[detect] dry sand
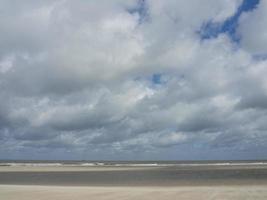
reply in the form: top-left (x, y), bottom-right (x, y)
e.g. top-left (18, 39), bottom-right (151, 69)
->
top-left (1, 185), bottom-right (267, 200)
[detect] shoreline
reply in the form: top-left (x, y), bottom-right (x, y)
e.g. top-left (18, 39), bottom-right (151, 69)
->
top-left (1, 165), bottom-right (267, 199)
top-left (1, 165), bottom-right (267, 187)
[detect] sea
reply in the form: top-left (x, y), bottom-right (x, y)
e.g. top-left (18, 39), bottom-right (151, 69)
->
top-left (1, 159), bottom-right (267, 167)
top-left (1, 160), bottom-right (267, 186)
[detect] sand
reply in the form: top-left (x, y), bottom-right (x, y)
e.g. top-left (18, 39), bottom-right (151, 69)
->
top-left (1, 165), bottom-right (267, 186)
top-left (1, 165), bottom-right (267, 199)
top-left (1, 185), bottom-right (267, 200)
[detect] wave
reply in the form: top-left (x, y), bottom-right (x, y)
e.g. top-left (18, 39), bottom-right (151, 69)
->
top-left (1, 161), bottom-right (267, 167)
top-left (114, 163), bottom-right (159, 167)
top-left (1, 163), bottom-right (64, 167)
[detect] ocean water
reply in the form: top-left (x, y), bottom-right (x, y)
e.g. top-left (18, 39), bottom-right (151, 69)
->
top-left (1, 160), bottom-right (267, 186)
top-left (1, 159), bottom-right (267, 167)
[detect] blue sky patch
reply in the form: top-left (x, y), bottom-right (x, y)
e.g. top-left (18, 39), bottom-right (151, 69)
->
top-left (199, 0), bottom-right (260, 42)
top-left (127, 0), bottom-right (148, 24)
top-left (152, 73), bottom-right (162, 85)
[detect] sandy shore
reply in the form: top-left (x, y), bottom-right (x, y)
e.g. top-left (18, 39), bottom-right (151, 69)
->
top-left (1, 185), bottom-right (267, 200)
top-left (1, 165), bottom-right (267, 186)
top-left (1, 165), bottom-right (267, 199)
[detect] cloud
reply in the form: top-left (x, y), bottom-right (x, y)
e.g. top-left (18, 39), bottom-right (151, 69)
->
top-left (0, 0), bottom-right (267, 160)
top-left (238, 0), bottom-right (267, 55)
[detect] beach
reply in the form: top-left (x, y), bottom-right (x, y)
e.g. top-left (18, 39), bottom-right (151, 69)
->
top-left (1, 163), bottom-right (267, 199)
top-left (1, 185), bottom-right (267, 200)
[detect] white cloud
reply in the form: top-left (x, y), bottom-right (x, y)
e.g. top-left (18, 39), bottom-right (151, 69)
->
top-left (1, 0), bottom-right (267, 160)
top-left (238, 0), bottom-right (267, 55)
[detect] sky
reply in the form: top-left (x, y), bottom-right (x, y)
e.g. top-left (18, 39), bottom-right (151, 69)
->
top-left (0, 0), bottom-right (267, 160)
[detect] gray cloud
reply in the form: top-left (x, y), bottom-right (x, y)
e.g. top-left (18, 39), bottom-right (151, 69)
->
top-left (238, 0), bottom-right (267, 55)
top-left (0, 0), bottom-right (267, 160)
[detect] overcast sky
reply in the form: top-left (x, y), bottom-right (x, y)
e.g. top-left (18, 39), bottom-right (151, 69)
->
top-left (0, 0), bottom-right (267, 160)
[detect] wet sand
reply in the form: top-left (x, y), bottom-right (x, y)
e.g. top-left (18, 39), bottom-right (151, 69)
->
top-left (1, 165), bottom-right (267, 199)
top-left (1, 165), bottom-right (267, 186)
